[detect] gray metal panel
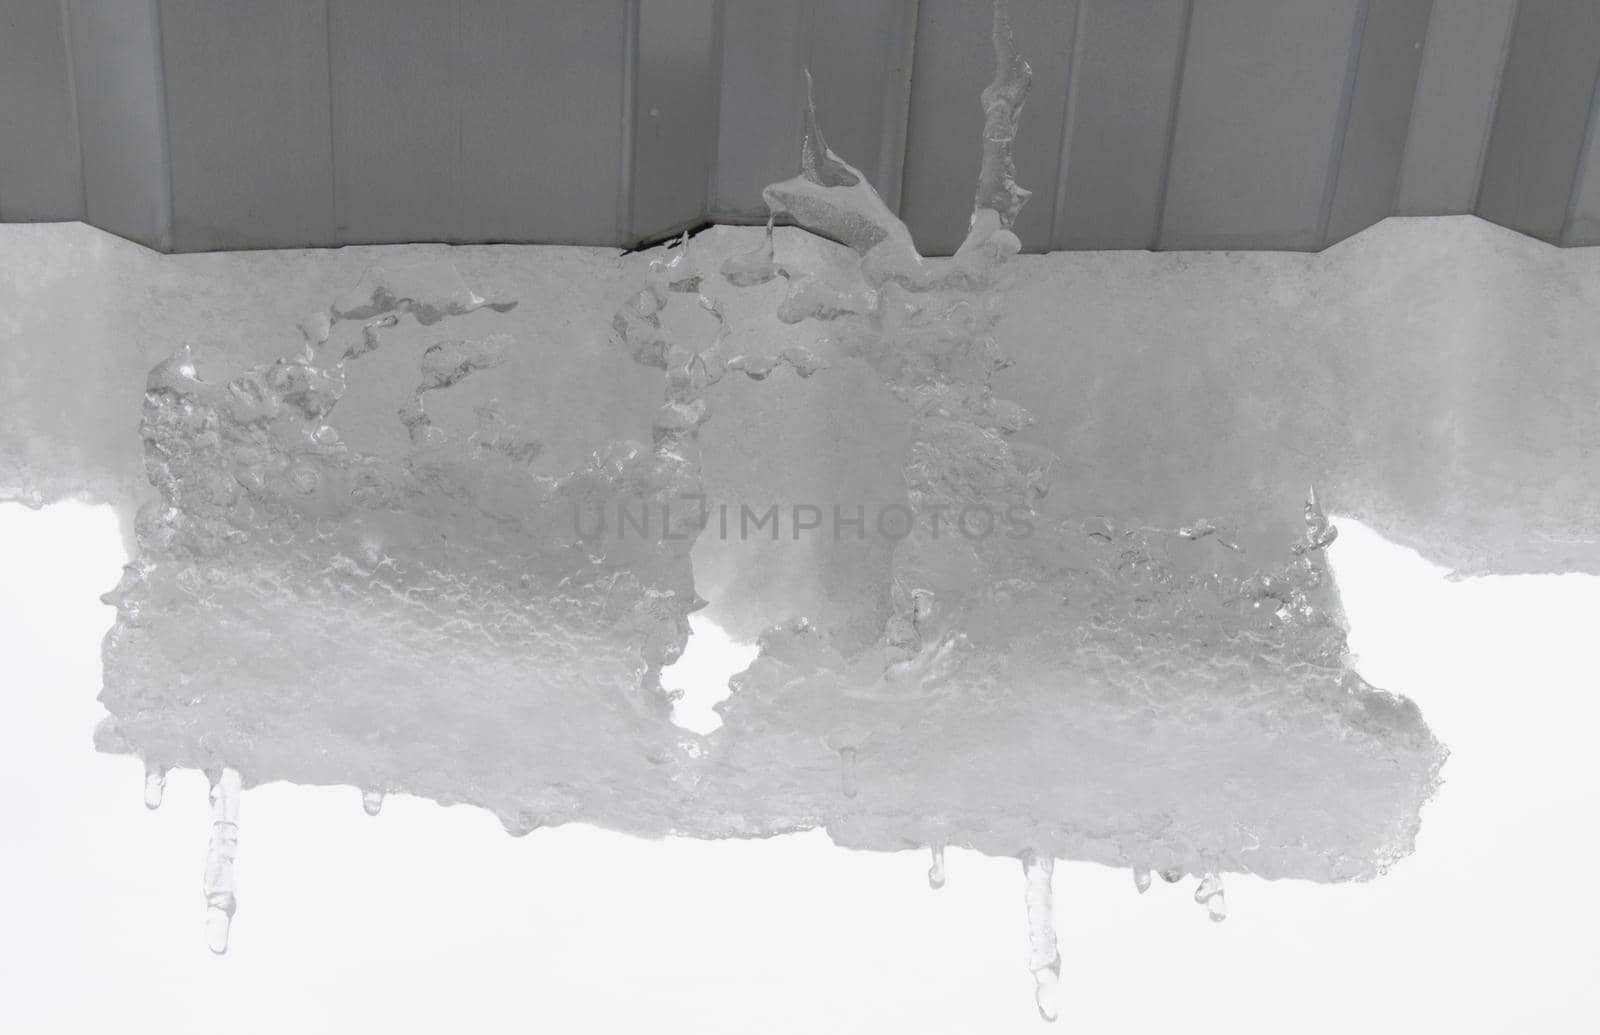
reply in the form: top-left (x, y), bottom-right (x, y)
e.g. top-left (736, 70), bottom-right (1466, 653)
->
top-left (808, 0), bottom-right (919, 212)
top-left (708, 0), bottom-right (916, 224)
top-left (1394, 0), bottom-right (1517, 215)
top-left (1323, 0), bottom-right (1433, 246)
top-left (453, 0), bottom-right (627, 244)
top-left (0, 0), bottom-right (83, 221)
top-left (1052, 0), bottom-right (1188, 250)
top-left (1477, 0), bottom-right (1600, 242)
top-left (328, 0), bottom-right (457, 245)
top-left (158, 0), bottom-right (335, 250)
top-left (66, 0), bottom-right (170, 249)
top-left (707, 0), bottom-right (809, 221)
top-left (1159, 0), bottom-right (1362, 251)
top-left (631, 0), bottom-right (718, 242)
top-left (17, 0), bottom-right (1600, 252)
top-left (1565, 68), bottom-right (1600, 243)
top-left (901, 0), bottom-right (1077, 254)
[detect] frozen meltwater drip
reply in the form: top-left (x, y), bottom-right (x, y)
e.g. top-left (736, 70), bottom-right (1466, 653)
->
top-left (143, 762), bottom-right (166, 810)
top-left (721, 215), bottom-right (779, 287)
top-left (203, 768), bottom-right (241, 954)
top-left (1194, 873), bottom-right (1227, 923)
top-left (973, 0), bottom-right (1033, 231)
top-left (929, 844), bottom-right (947, 890)
top-left (1294, 485), bottom-right (1338, 555)
top-left (361, 789), bottom-right (384, 817)
top-left (1133, 868), bottom-right (1152, 894)
top-left (1159, 868), bottom-right (1183, 884)
top-left (1023, 853), bottom-right (1061, 1023)
top-left (839, 746), bottom-right (859, 799)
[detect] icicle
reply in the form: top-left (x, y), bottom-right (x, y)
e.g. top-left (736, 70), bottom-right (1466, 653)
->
top-left (928, 844), bottom-right (947, 890)
top-left (1293, 484), bottom-right (1338, 554)
top-left (972, 0), bottom-right (1033, 230)
top-left (143, 762), bottom-right (166, 810)
top-left (1022, 853), bottom-right (1061, 1023)
top-left (361, 789), bottom-right (384, 817)
top-left (203, 768), bottom-right (241, 954)
top-left (1194, 872), bottom-right (1227, 923)
top-left (1159, 868), bottom-right (1183, 883)
top-left (1133, 868), bottom-right (1152, 894)
top-left (839, 746), bottom-right (858, 799)
top-left (722, 215), bottom-right (779, 287)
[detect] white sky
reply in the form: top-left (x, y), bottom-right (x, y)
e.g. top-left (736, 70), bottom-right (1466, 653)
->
top-left (1, 500), bottom-right (1596, 1033)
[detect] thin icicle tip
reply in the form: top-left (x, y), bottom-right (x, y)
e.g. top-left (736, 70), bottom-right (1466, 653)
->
top-left (972, 0), bottom-right (1033, 231)
top-left (203, 768), bottom-right (242, 955)
top-left (799, 70), bottom-right (861, 189)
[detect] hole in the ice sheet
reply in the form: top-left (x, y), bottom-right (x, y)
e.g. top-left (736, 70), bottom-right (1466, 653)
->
top-left (661, 614), bottom-right (760, 735)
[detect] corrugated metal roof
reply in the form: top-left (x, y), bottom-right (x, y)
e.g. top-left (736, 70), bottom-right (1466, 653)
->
top-left (3, 1), bottom-right (1598, 253)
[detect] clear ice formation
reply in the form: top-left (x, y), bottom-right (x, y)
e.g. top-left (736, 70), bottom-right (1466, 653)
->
top-left (1023, 854), bottom-right (1061, 1022)
top-left (204, 767), bottom-right (241, 954)
top-left (928, 844), bottom-right (947, 890)
top-left (21, 0), bottom-right (1584, 1018)
top-left (1194, 872), bottom-right (1227, 923)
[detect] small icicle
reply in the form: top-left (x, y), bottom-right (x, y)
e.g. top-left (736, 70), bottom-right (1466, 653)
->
top-left (1293, 484), bottom-right (1338, 554)
top-left (361, 789), bottom-right (384, 817)
top-left (1159, 868), bottom-right (1183, 883)
top-left (839, 746), bottom-right (858, 799)
top-left (928, 844), bottom-right (947, 890)
top-left (1133, 868), bottom-right (1152, 894)
top-left (143, 762), bottom-right (167, 810)
top-left (1194, 872), bottom-right (1227, 923)
top-left (721, 215), bottom-right (779, 287)
top-left (1022, 853), bottom-right (1061, 1023)
top-left (203, 768), bottom-right (242, 955)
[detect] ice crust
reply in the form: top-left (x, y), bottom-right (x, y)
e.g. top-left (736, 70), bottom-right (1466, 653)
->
top-left (15, 9), bottom-right (1598, 890)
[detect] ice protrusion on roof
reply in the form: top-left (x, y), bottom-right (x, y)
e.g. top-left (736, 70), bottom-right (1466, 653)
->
top-left (1023, 853), bottom-right (1061, 1023)
top-left (203, 768), bottom-right (241, 955)
top-left (80, 0), bottom-right (1449, 1020)
top-left (1194, 872), bottom-right (1228, 924)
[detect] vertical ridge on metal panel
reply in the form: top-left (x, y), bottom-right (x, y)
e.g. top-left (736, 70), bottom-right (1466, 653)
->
top-left (158, 0), bottom-right (336, 250)
top-left (0, 0), bottom-right (84, 221)
top-left (66, 0), bottom-right (171, 250)
top-left (1158, 0), bottom-right (1363, 251)
top-left (808, 0), bottom-right (919, 212)
top-left (1476, 0), bottom-right (1600, 242)
top-left (708, 0), bottom-right (809, 221)
top-left (1053, 0), bottom-right (1189, 251)
top-left (1558, 50), bottom-right (1600, 244)
top-left (455, 1), bottom-right (627, 245)
top-left (1394, 0), bottom-right (1517, 217)
top-left (1150, 0), bottom-right (1195, 251)
top-left (875, 0), bottom-right (919, 215)
top-left (1322, 0), bottom-right (1432, 247)
top-left (630, 0), bottom-right (718, 245)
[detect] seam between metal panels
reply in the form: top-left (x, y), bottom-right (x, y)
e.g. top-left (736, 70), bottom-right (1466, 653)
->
top-left (702, 0), bottom-right (728, 221)
top-left (875, 0), bottom-right (920, 215)
top-left (151, 0), bottom-right (175, 250)
top-left (1391, 0), bottom-right (1437, 215)
top-left (1150, 0), bottom-right (1195, 250)
top-left (1317, 0), bottom-right (1371, 248)
top-left (1471, 0), bottom-right (1520, 214)
top-left (1048, 0), bottom-right (1087, 249)
top-left (323, 0), bottom-right (340, 242)
top-left (451, 0), bottom-right (462, 241)
top-left (1559, 54), bottom-right (1600, 244)
top-left (618, 0), bottom-right (641, 245)
top-left (60, 0), bottom-right (86, 222)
